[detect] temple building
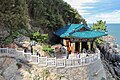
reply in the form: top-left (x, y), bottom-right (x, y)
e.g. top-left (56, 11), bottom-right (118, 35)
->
top-left (54, 24), bottom-right (107, 53)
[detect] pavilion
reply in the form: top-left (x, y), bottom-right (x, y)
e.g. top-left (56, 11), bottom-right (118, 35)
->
top-left (54, 24), bottom-right (107, 53)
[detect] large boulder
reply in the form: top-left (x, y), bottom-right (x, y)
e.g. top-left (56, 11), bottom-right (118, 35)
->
top-left (3, 63), bottom-right (18, 80)
top-left (0, 57), bottom-right (19, 80)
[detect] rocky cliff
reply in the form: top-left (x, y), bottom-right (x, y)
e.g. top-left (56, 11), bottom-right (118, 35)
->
top-left (98, 43), bottom-right (120, 80)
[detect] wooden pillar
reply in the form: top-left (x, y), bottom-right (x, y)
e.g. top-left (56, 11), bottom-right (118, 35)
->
top-left (90, 42), bottom-right (91, 50)
top-left (80, 42), bottom-right (82, 53)
top-left (93, 42), bottom-right (96, 50)
top-left (91, 41), bottom-right (93, 51)
top-left (88, 42), bottom-right (91, 50)
top-left (71, 43), bottom-right (75, 53)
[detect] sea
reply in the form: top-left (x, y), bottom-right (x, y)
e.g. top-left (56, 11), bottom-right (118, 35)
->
top-left (107, 24), bottom-right (120, 45)
top-left (88, 24), bottom-right (120, 45)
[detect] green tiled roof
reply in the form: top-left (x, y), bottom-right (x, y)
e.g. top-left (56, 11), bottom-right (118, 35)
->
top-left (70, 30), bottom-right (106, 38)
top-left (54, 24), bottom-right (107, 38)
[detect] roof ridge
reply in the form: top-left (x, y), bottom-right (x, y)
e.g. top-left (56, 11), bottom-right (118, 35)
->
top-left (69, 24), bottom-right (82, 35)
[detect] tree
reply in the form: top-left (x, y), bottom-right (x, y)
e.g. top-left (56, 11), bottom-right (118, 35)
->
top-left (91, 20), bottom-right (107, 31)
top-left (91, 20), bottom-right (107, 44)
top-left (0, 0), bottom-right (30, 44)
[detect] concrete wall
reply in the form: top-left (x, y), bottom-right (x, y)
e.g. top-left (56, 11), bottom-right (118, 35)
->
top-left (46, 59), bottom-right (106, 80)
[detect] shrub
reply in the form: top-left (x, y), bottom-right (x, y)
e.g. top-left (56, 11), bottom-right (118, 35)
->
top-left (43, 45), bottom-right (54, 53)
top-left (30, 31), bottom-right (48, 43)
top-left (3, 36), bottom-right (13, 44)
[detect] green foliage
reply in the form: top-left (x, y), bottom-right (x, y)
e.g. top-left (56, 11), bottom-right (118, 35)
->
top-left (91, 20), bottom-right (107, 44)
top-left (41, 34), bottom-right (49, 42)
top-left (30, 31), bottom-right (48, 43)
top-left (32, 31), bottom-right (40, 39)
top-left (12, 31), bottom-right (23, 38)
top-left (3, 30), bottom-right (24, 44)
top-left (0, 0), bottom-right (30, 44)
top-left (91, 20), bottom-right (107, 31)
top-left (28, 0), bottom-right (85, 31)
top-left (43, 45), bottom-right (54, 53)
top-left (95, 38), bottom-right (104, 44)
top-left (3, 36), bottom-right (13, 44)
top-left (0, 0), bottom-right (29, 30)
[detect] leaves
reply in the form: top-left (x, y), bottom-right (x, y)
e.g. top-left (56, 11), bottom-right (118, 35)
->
top-left (91, 20), bottom-right (107, 31)
top-left (32, 31), bottom-right (40, 39)
top-left (28, 0), bottom-right (85, 30)
top-left (43, 45), bottom-right (54, 53)
top-left (30, 31), bottom-right (48, 43)
top-left (0, 0), bottom-right (29, 29)
top-left (91, 20), bottom-right (107, 44)
top-left (3, 36), bottom-right (13, 44)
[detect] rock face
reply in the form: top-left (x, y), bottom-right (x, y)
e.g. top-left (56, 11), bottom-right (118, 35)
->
top-left (3, 63), bottom-right (18, 80)
top-left (0, 57), bottom-right (22, 80)
top-left (98, 43), bottom-right (120, 80)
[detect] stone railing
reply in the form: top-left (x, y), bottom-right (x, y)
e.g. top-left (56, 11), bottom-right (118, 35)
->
top-left (0, 48), bottom-right (100, 68)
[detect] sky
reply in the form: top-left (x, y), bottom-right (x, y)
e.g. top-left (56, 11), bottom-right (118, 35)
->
top-left (64, 0), bottom-right (120, 24)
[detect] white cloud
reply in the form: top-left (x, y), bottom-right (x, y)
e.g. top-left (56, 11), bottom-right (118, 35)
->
top-left (64, 0), bottom-right (120, 23)
top-left (77, 10), bottom-right (91, 15)
top-left (80, 6), bottom-right (94, 9)
top-left (64, 0), bottom-right (99, 15)
top-left (87, 10), bottom-right (120, 23)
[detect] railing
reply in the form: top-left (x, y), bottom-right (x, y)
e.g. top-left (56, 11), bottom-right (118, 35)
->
top-left (0, 48), bottom-right (100, 68)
